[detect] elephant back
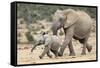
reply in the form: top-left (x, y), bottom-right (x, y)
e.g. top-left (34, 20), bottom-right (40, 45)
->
top-left (63, 9), bottom-right (79, 28)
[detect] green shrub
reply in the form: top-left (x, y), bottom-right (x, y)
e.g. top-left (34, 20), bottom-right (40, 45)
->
top-left (17, 3), bottom-right (97, 23)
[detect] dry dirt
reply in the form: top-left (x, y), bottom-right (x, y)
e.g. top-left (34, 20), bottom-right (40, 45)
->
top-left (17, 33), bottom-right (97, 65)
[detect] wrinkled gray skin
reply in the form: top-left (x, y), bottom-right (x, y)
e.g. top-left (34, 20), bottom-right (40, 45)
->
top-left (31, 32), bottom-right (61, 59)
top-left (51, 9), bottom-right (93, 56)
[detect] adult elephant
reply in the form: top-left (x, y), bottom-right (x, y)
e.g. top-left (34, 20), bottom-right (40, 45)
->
top-left (51, 9), bottom-right (93, 56)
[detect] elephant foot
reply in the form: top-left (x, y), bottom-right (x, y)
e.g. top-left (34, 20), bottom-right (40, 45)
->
top-left (48, 55), bottom-right (52, 58)
top-left (69, 53), bottom-right (76, 56)
top-left (39, 56), bottom-right (43, 59)
top-left (87, 46), bottom-right (92, 52)
top-left (81, 52), bottom-right (86, 55)
top-left (31, 49), bottom-right (33, 53)
top-left (55, 56), bottom-right (59, 59)
top-left (58, 53), bottom-right (63, 57)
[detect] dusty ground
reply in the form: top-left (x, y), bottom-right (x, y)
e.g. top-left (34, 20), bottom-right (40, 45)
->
top-left (17, 33), bottom-right (96, 65)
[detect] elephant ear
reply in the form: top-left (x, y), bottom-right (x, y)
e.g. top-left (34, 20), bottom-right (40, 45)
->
top-left (63, 9), bottom-right (79, 28)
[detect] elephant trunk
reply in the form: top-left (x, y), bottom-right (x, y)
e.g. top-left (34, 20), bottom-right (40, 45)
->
top-left (51, 24), bottom-right (58, 35)
top-left (51, 22), bottom-right (63, 35)
top-left (52, 28), bottom-right (57, 35)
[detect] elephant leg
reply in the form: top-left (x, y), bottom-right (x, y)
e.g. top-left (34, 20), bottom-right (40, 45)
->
top-left (86, 43), bottom-right (92, 52)
top-left (58, 45), bottom-right (66, 56)
top-left (79, 38), bottom-right (87, 55)
top-left (31, 45), bottom-right (37, 52)
top-left (68, 40), bottom-right (75, 56)
top-left (51, 49), bottom-right (58, 58)
top-left (39, 46), bottom-right (49, 59)
top-left (47, 50), bottom-right (52, 58)
top-left (79, 35), bottom-right (92, 55)
top-left (58, 25), bottom-right (74, 56)
top-left (31, 42), bottom-right (39, 52)
top-left (81, 43), bottom-right (92, 55)
top-left (81, 44), bottom-right (86, 55)
top-left (84, 33), bottom-right (92, 52)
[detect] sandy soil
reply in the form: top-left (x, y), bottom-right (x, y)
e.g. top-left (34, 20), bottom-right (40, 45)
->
top-left (17, 33), bottom-right (97, 65)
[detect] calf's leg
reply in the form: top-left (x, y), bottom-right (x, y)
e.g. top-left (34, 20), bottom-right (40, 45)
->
top-left (51, 49), bottom-right (58, 58)
top-left (47, 50), bottom-right (52, 58)
top-left (39, 46), bottom-right (50, 59)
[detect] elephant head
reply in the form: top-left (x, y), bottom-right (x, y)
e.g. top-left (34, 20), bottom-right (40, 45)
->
top-left (51, 9), bottom-right (79, 35)
top-left (31, 32), bottom-right (45, 52)
top-left (31, 31), bottom-right (49, 52)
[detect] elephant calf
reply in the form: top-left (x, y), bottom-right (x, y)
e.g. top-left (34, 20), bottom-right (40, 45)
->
top-left (31, 32), bottom-right (62, 59)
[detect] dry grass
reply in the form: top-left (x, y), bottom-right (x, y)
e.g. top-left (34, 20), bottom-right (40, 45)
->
top-left (17, 33), bottom-right (96, 65)
top-left (17, 19), bottom-right (96, 65)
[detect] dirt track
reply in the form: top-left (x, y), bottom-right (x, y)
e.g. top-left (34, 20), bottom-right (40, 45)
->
top-left (17, 33), bottom-right (96, 65)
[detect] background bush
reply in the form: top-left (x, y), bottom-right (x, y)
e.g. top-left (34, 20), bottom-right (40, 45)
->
top-left (17, 3), bottom-right (97, 23)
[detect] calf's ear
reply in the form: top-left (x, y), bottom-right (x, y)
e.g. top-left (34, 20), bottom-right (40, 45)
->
top-left (40, 31), bottom-right (46, 35)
